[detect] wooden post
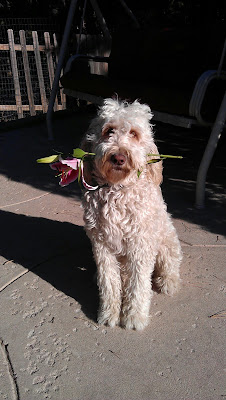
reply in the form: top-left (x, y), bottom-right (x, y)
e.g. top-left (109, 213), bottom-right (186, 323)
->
top-left (32, 31), bottom-right (48, 113)
top-left (53, 33), bottom-right (66, 110)
top-left (7, 29), bottom-right (23, 119)
top-left (19, 30), bottom-right (36, 116)
top-left (44, 32), bottom-right (59, 111)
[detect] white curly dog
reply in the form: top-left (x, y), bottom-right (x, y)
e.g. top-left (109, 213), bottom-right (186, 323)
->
top-left (81, 98), bottom-right (182, 330)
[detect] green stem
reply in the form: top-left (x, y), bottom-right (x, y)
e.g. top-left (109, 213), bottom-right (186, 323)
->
top-left (147, 153), bottom-right (183, 159)
top-left (78, 160), bottom-right (82, 183)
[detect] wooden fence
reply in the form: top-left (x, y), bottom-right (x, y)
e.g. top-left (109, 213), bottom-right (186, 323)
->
top-left (0, 29), bottom-right (66, 119)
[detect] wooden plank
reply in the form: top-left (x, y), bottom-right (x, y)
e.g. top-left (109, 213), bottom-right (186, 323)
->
top-left (0, 105), bottom-right (39, 111)
top-left (32, 31), bottom-right (48, 113)
top-left (19, 30), bottom-right (36, 116)
top-left (44, 32), bottom-right (58, 111)
top-left (0, 105), bottom-right (19, 111)
top-left (0, 43), bottom-right (54, 52)
top-left (0, 104), bottom-right (64, 111)
top-left (7, 29), bottom-right (23, 119)
top-left (53, 33), bottom-right (66, 110)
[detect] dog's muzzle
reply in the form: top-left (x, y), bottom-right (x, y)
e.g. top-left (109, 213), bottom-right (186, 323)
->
top-left (110, 153), bottom-right (126, 166)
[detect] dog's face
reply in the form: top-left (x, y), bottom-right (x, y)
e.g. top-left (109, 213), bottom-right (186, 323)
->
top-left (82, 99), bottom-right (162, 186)
top-left (95, 119), bottom-right (147, 184)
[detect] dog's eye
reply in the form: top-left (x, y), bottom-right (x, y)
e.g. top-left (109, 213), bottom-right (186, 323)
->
top-left (103, 127), bottom-right (114, 136)
top-left (129, 130), bottom-right (138, 139)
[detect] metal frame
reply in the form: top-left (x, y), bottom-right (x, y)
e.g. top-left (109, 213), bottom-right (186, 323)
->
top-left (195, 90), bottom-right (226, 208)
top-left (189, 69), bottom-right (226, 126)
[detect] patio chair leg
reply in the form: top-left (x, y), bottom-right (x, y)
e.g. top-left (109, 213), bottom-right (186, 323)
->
top-left (46, 0), bottom-right (78, 141)
top-left (195, 90), bottom-right (226, 209)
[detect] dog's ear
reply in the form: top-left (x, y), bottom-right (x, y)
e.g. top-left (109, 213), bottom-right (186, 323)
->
top-left (80, 116), bottom-right (101, 152)
top-left (147, 160), bottom-right (163, 186)
top-left (80, 133), bottom-right (93, 154)
top-left (82, 158), bottom-right (95, 187)
top-left (146, 143), bottom-right (163, 186)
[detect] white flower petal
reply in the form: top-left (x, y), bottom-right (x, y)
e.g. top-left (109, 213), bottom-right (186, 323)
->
top-left (59, 156), bottom-right (81, 170)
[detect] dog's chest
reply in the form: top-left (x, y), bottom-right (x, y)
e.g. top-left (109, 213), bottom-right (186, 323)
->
top-left (83, 186), bottom-right (158, 249)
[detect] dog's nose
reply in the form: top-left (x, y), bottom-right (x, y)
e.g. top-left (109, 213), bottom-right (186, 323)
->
top-left (111, 153), bottom-right (126, 166)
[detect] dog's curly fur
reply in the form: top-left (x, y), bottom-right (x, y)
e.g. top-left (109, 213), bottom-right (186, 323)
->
top-left (81, 98), bottom-right (182, 330)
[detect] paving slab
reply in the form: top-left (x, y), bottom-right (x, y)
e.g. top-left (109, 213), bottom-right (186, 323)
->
top-left (0, 113), bottom-right (225, 400)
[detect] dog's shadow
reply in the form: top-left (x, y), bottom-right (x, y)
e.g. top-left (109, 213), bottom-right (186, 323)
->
top-left (0, 210), bottom-right (98, 321)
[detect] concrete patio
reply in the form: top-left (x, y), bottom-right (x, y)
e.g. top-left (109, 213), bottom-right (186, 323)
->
top-left (0, 109), bottom-right (225, 400)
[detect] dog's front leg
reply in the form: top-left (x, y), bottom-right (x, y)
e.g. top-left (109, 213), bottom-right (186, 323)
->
top-left (121, 252), bottom-right (155, 330)
top-left (92, 242), bottom-right (122, 327)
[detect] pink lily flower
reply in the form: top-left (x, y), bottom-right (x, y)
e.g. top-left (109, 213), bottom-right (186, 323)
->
top-left (50, 157), bottom-right (98, 190)
top-left (50, 158), bottom-right (79, 187)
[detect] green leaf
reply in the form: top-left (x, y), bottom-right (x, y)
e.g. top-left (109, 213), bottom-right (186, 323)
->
top-left (137, 169), bottom-right (142, 178)
top-left (147, 159), bottom-right (162, 163)
top-left (72, 148), bottom-right (87, 159)
top-left (73, 148), bottom-right (96, 159)
top-left (37, 155), bottom-right (59, 163)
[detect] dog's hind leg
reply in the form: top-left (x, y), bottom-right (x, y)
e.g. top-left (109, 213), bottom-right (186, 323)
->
top-left (92, 242), bottom-right (122, 327)
top-left (153, 228), bottom-right (182, 296)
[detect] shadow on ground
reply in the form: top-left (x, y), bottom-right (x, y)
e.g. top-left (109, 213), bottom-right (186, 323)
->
top-left (0, 111), bottom-right (95, 202)
top-left (0, 209), bottom-right (98, 321)
top-left (156, 122), bottom-right (226, 237)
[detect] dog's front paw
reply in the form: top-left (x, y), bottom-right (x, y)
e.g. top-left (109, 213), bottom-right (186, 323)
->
top-left (154, 273), bottom-right (180, 295)
top-left (97, 310), bottom-right (120, 328)
top-left (121, 313), bottom-right (149, 331)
